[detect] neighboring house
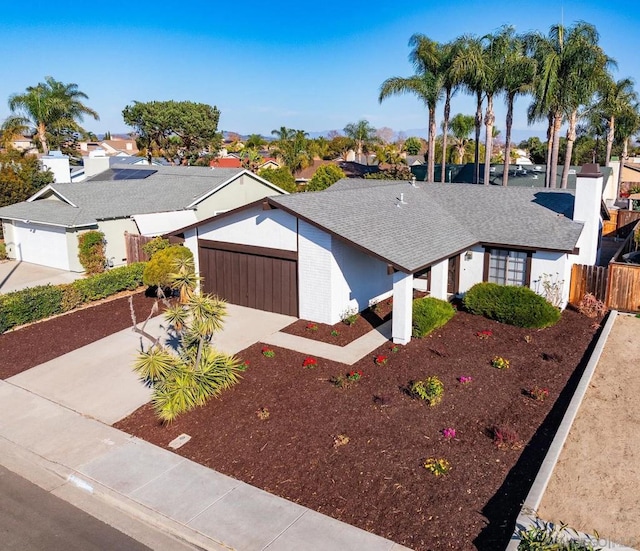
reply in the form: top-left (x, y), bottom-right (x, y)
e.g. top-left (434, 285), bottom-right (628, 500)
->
top-left (0, 166), bottom-right (287, 272)
top-left (210, 157), bottom-right (242, 168)
top-left (78, 138), bottom-right (138, 156)
top-left (170, 165), bottom-right (604, 344)
top-left (11, 135), bottom-right (35, 152)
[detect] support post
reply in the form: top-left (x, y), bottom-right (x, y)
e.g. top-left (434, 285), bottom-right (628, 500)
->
top-left (392, 271), bottom-right (413, 345)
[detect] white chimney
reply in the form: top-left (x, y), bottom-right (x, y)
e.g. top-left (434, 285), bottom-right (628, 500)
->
top-left (573, 164), bottom-right (603, 265)
top-left (84, 149), bottom-right (111, 179)
top-left (40, 151), bottom-right (71, 183)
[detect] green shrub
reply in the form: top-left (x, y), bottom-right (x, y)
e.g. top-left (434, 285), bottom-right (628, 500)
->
top-left (463, 282), bottom-right (561, 328)
top-left (143, 245), bottom-right (193, 288)
top-left (412, 297), bottom-right (456, 337)
top-left (78, 230), bottom-right (106, 274)
top-left (73, 263), bottom-right (145, 301)
top-left (0, 242), bottom-right (7, 260)
top-left (0, 285), bottom-right (64, 333)
top-left (142, 237), bottom-right (171, 259)
top-left (410, 376), bottom-right (444, 406)
top-left (306, 165), bottom-right (346, 192)
top-left (257, 166), bottom-right (297, 193)
top-left (60, 284), bottom-right (84, 312)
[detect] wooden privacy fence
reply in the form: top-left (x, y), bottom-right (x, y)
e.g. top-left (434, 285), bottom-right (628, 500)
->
top-left (569, 264), bottom-right (609, 304)
top-left (616, 209), bottom-right (640, 238)
top-left (124, 232), bottom-right (184, 264)
top-left (569, 220), bottom-right (640, 312)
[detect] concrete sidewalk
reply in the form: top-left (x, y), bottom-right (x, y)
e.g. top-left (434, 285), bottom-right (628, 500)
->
top-left (1, 305), bottom-right (407, 551)
top-left (0, 260), bottom-right (83, 294)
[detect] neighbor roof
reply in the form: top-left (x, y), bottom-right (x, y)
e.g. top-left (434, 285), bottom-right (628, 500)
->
top-left (0, 167), bottom-right (263, 228)
top-left (267, 179), bottom-right (583, 273)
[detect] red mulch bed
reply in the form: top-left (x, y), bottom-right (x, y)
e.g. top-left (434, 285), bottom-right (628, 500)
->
top-left (115, 307), bottom-right (602, 551)
top-left (0, 289), bottom-right (162, 379)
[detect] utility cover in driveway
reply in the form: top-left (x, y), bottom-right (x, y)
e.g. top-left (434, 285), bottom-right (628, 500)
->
top-left (199, 240), bottom-right (298, 317)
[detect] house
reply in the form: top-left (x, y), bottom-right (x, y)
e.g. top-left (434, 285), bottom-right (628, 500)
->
top-left (78, 137), bottom-right (138, 156)
top-left (0, 166), bottom-right (287, 272)
top-left (10, 135), bottom-right (36, 152)
top-left (169, 165), bottom-right (604, 344)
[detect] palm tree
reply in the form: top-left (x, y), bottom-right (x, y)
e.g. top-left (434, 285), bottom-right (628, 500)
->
top-left (271, 128), bottom-right (313, 174)
top-left (8, 76), bottom-right (99, 155)
top-left (526, 22), bottom-right (607, 188)
top-left (0, 116), bottom-right (29, 149)
top-left (450, 35), bottom-right (486, 184)
top-left (343, 119), bottom-right (377, 164)
top-left (449, 113), bottom-right (475, 164)
top-left (595, 77), bottom-right (639, 166)
top-left (380, 35), bottom-right (443, 182)
top-left (614, 101), bottom-right (640, 161)
top-left (498, 28), bottom-right (536, 186)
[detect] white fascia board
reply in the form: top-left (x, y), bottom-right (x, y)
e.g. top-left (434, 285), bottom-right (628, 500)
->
top-left (1, 215), bottom-right (92, 229)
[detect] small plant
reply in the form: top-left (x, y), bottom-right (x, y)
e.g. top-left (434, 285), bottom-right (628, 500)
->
top-left (412, 296), bottom-right (456, 337)
top-left (410, 377), bottom-right (444, 406)
top-left (330, 329), bottom-right (339, 337)
top-left (256, 407), bottom-right (270, 420)
top-left (491, 356), bottom-right (510, 369)
top-left (389, 344), bottom-right (400, 353)
top-left (370, 301), bottom-right (381, 314)
top-left (527, 386), bottom-right (549, 402)
top-left (524, 335), bottom-right (533, 344)
top-left (305, 322), bottom-right (318, 331)
top-left (341, 306), bottom-right (360, 326)
top-left (491, 425), bottom-right (522, 450)
top-left (238, 361), bottom-right (250, 372)
top-left (302, 356), bottom-right (318, 368)
top-left (347, 369), bottom-right (363, 382)
top-left (577, 293), bottom-right (607, 319)
top-left (442, 428), bottom-right (457, 440)
top-left (374, 354), bottom-right (388, 366)
top-left (535, 272), bottom-right (565, 308)
top-left (0, 242), bottom-right (7, 261)
top-left (333, 434), bottom-right (350, 448)
top-left (476, 329), bottom-right (493, 339)
top-left (262, 346), bottom-right (275, 358)
top-left (423, 458), bottom-right (451, 476)
top-left (517, 516), bottom-right (601, 550)
top-left (458, 376), bottom-right (473, 384)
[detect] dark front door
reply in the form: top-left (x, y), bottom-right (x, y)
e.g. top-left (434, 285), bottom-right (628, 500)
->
top-left (447, 256), bottom-right (460, 295)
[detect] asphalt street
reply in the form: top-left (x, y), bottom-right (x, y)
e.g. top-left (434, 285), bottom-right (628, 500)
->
top-left (0, 465), bottom-right (152, 551)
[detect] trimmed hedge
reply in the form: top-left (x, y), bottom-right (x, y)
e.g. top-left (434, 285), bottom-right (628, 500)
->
top-left (412, 296), bottom-right (456, 338)
top-left (463, 282), bottom-right (561, 328)
top-left (0, 262), bottom-right (146, 334)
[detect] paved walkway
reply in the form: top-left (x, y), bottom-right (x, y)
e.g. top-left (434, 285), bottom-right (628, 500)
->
top-left (0, 260), bottom-right (83, 294)
top-left (0, 305), bottom-right (407, 551)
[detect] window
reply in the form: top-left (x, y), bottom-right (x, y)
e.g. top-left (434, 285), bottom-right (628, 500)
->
top-left (486, 249), bottom-right (529, 286)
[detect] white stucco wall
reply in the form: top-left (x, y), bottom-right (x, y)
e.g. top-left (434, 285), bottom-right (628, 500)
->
top-left (330, 237), bottom-right (393, 322)
top-left (530, 251), bottom-right (570, 307)
top-left (298, 221), bottom-right (333, 323)
top-left (197, 206), bottom-right (298, 251)
top-left (95, 218), bottom-right (139, 270)
top-left (458, 246), bottom-right (485, 294)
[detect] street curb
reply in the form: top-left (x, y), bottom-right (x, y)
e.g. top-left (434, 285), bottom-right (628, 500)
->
top-left (506, 310), bottom-right (638, 550)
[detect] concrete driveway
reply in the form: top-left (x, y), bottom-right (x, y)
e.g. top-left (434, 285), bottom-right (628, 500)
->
top-left (0, 260), bottom-right (83, 294)
top-left (7, 304), bottom-right (296, 425)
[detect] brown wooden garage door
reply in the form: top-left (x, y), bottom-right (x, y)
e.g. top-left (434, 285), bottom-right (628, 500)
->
top-left (199, 239), bottom-right (298, 316)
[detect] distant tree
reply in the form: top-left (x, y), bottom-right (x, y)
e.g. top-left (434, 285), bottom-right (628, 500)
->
top-left (0, 117), bottom-right (29, 149)
top-left (103, 131), bottom-right (111, 140)
top-left (258, 166), bottom-right (297, 193)
top-left (270, 128), bottom-right (313, 174)
top-left (0, 150), bottom-right (53, 208)
top-left (308, 137), bottom-right (329, 159)
top-left (122, 100), bottom-right (221, 165)
top-left (326, 136), bottom-right (352, 160)
top-left (7, 76), bottom-right (99, 155)
top-left (402, 136), bottom-right (423, 155)
top-left (240, 148), bottom-right (264, 172)
top-left (375, 126), bottom-right (395, 144)
top-left (518, 136), bottom-right (547, 164)
top-left (306, 165), bottom-right (346, 192)
top-left (449, 114), bottom-right (475, 164)
top-left (244, 133), bottom-right (266, 150)
top-left (343, 120), bottom-right (378, 163)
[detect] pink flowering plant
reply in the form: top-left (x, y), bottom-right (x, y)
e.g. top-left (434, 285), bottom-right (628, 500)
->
top-left (442, 428), bottom-right (457, 440)
top-left (458, 376), bottom-right (473, 384)
top-left (527, 386), bottom-right (549, 402)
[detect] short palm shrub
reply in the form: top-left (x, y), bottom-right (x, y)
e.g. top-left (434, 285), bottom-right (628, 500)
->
top-left (463, 282), bottom-right (561, 328)
top-left (143, 245), bottom-right (193, 289)
top-left (412, 297), bottom-right (456, 337)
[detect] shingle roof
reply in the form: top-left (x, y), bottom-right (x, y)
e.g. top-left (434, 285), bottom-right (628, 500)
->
top-left (0, 167), bottom-right (247, 228)
top-left (269, 179), bottom-right (583, 272)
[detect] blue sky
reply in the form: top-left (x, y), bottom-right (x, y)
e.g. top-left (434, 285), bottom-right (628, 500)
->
top-left (1, 1), bottom-right (638, 142)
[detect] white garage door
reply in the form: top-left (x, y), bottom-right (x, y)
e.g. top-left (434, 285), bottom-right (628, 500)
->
top-left (13, 221), bottom-right (70, 271)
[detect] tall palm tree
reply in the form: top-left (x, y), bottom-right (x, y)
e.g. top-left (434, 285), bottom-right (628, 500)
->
top-left (343, 120), bottom-right (377, 164)
top-left (614, 101), bottom-right (640, 161)
top-left (380, 35), bottom-right (444, 182)
top-left (450, 35), bottom-right (486, 184)
top-left (595, 77), bottom-right (639, 166)
top-left (449, 113), bottom-right (475, 164)
top-left (8, 76), bottom-right (99, 155)
top-left (271, 128), bottom-right (312, 174)
top-left (526, 22), bottom-right (606, 188)
top-left (498, 28), bottom-right (536, 186)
